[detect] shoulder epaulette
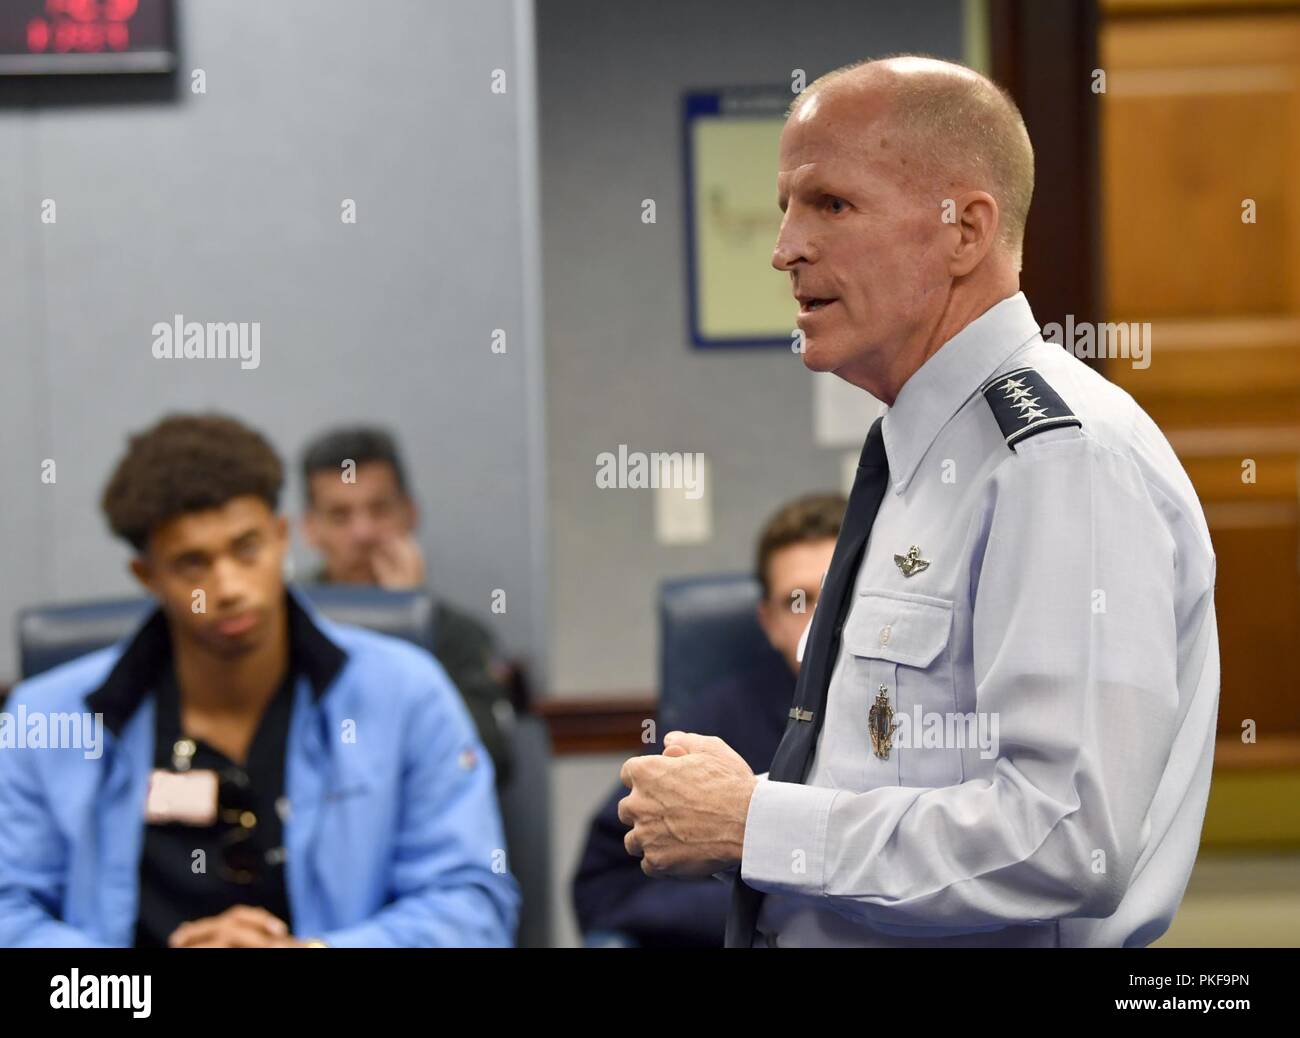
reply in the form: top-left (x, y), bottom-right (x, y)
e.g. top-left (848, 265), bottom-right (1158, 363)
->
top-left (981, 366), bottom-right (1082, 450)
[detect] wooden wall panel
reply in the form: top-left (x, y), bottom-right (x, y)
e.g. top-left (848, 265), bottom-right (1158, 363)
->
top-left (1101, 10), bottom-right (1300, 770)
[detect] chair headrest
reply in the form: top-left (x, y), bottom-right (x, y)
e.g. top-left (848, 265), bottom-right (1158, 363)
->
top-left (657, 573), bottom-right (783, 724)
top-left (16, 585), bottom-right (437, 680)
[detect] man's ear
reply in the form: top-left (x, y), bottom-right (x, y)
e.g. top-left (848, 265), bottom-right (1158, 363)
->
top-left (300, 508), bottom-right (322, 550)
top-left (755, 599), bottom-right (776, 646)
top-left (400, 496), bottom-right (419, 533)
top-left (128, 555), bottom-right (154, 595)
top-left (273, 513), bottom-right (290, 547)
top-left (948, 190), bottom-right (1000, 278)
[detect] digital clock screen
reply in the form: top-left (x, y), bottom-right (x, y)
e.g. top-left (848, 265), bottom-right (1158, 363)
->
top-left (0, 0), bottom-right (175, 75)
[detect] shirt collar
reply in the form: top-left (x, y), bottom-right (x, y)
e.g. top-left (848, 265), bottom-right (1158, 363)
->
top-left (86, 584), bottom-right (347, 736)
top-left (881, 291), bottom-right (1041, 494)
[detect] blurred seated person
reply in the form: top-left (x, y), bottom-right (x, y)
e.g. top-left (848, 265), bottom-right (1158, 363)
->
top-left (299, 426), bottom-right (514, 784)
top-left (0, 414), bottom-right (516, 947)
top-left (571, 492), bottom-right (846, 946)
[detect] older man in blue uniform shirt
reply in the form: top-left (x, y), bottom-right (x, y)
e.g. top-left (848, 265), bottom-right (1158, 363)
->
top-left (618, 56), bottom-right (1219, 948)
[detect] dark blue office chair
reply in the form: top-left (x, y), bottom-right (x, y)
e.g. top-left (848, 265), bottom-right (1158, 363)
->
top-left (657, 573), bottom-right (786, 734)
top-left (14, 584), bottom-right (551, 947)
top-left (582, 574), bottom-right (784, 948)
top-left (17, 585), bottom-right (436, 680)
top-left (498, 712), bottom-right (551, 947)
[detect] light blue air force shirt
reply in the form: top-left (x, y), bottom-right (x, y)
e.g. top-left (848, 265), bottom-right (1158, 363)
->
top-left (742, 291), bottom-right (1220, 948)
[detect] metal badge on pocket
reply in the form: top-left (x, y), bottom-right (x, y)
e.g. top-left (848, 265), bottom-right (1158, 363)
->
top-left (893, 545), bottom-right (930, 578)
top-left (868, 684), bottom-right (899, 760)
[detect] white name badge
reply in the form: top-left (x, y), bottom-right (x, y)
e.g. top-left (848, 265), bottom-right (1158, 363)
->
top-left (145, 769), bottom-right (219, 825)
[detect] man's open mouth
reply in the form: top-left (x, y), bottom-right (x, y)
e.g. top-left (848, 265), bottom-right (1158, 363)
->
top-left (798, 297), bottom-right (838, 314)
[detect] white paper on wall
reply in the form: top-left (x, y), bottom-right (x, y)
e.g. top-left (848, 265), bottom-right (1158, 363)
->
top-left (813, 371), bottom-right (884, 448)
top-left (654, 454), bottom-right (712, 545)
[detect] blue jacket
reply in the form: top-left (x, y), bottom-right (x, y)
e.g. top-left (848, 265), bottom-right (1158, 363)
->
top-left (0, 588), bottom-right (518, 947)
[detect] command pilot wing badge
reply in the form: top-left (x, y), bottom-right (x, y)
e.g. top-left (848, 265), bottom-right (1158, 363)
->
top-left (868, 684), bottom-right (899, 760)
top-left (981, 366), bottom-right (1082, 450)
top-left (894, 545), bottom-right (929, 577)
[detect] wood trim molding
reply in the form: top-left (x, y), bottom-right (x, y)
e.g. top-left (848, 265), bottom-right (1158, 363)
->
top-left (1103, 0), bottom-right (1300, 17)
top-left (1167, 424), bottom-right (1300, 457)
top-left (534, 695), bottom-right (658, 755)
top-left (1215, 733), bottom-right (1300, 769)
top-left (532, 699), bottom-right (1300, 771)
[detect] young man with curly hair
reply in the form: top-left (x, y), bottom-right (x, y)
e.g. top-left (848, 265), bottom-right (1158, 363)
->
top-left (0, 413), bottom-right (518, 948)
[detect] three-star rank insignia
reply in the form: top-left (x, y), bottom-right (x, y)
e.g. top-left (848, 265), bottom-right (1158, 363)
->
top-left (868, 684), bottom-right (899, 760)
top-left (981, 366), bottom-right (1082, 450)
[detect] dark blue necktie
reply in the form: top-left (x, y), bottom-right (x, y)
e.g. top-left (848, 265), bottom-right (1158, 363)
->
top-left (725, 415), bottom-right (890, 947)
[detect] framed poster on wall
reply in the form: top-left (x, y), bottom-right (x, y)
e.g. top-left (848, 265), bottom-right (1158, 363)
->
top-left (683, 88), bottom-right (797, 348)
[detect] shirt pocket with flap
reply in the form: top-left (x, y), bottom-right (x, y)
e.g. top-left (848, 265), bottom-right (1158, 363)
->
top-left (841, 589), bottom-right (963, 788)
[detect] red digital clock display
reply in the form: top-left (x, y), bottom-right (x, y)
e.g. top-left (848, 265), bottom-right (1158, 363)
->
top-left (0, 0), bottom-right (174, 74)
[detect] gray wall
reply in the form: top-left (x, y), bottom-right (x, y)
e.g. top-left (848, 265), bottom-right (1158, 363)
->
top-left (0, 0), bottom-right (547, 683)
top-left (538, 0), bottom-right (965, 696)
top-left (0, 0), bottom-right (970, 947)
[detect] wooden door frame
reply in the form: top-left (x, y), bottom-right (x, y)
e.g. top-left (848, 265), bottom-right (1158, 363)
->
top-left (989, 0), bottom-right (1104, 348)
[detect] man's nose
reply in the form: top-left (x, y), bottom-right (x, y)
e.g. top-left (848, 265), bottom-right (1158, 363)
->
top-left (772, 216), bottom-right (813, 271)
top-left (347, 513), bottom-right (378, 543)
top-left (209, 556), bottom-right (249, 608)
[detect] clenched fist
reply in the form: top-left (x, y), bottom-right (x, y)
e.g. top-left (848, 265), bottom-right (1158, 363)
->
top-left (618, 731), bottom-right (758, 878)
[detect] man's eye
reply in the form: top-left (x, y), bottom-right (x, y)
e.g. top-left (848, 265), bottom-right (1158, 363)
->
top-left (826, 196), bottom-right (847, 214)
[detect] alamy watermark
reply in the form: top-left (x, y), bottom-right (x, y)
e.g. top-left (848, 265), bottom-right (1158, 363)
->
top-left (50, 970), bottom-right (150, 1018)
top-left (596, 446), bottom-right (705, 500)
top-left (0, 707), bottom-right (104, 759)
top-left (1042, 315), bottom-right (1150, 370)
top-left (892, 707), bottom-right (999, 760)
top-left (151, 314), bottom-right (260, 370)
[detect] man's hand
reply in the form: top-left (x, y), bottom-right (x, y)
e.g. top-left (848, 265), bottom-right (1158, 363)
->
top-left (168, 905), bottom-right (301, 948)
top-left (370, 534), bottom-right (426, 589)
top-left (618, 732), bottom-right (758, 878)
